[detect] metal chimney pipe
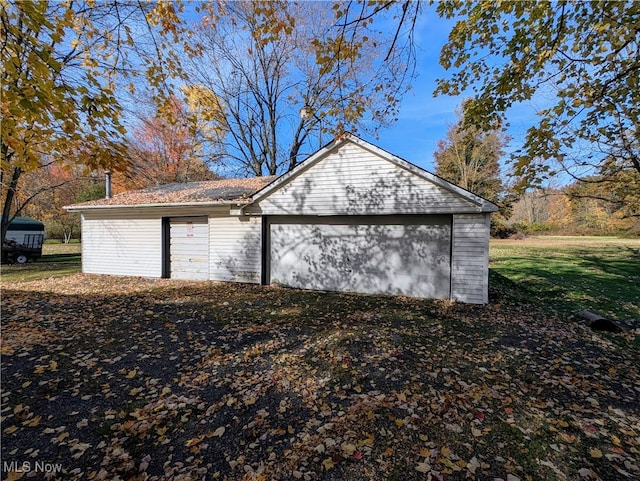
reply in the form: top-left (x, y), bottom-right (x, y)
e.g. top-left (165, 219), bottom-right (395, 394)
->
top-left (105, 170), bottom-right (112, 199)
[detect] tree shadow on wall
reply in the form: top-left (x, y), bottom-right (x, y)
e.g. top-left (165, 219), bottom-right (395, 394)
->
top-left (269, 221), bottom-right (451, 299)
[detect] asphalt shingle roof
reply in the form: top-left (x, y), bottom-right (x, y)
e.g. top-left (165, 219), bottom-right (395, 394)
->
top-left (72, 176), bottom-right (277, 208)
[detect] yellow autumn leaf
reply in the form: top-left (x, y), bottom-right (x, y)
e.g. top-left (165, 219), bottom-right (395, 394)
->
top-left (441, 446), bottom-right (451, 457)
top-left (611, 435), bottom-right (621, 446)
top-left (4, 425), bottom-right (18, 434)
top-left (415, 462), bottom-right (431, 473)
top-left (213, 426), bottom-right (225, 437)
top-left (358, 433), bottom-right (375, 447)
top-left (56, 431), bottom-right (70, 442)
top-left (49, 360), bottom-right (58, 371)
top-left (156, 427), bottom-right (168, 436)
top-left (589, 448), bottom-right (603, 458)
top-left (5, 471), bottom-right (25, 481)
top-left (23, 415), bottom-right (42, 427)
top-left (322, 458), bottom-right (334, 471)
top-left (126, 369), bottom-right (137, 378)
top-left (185, 435), bottom-right (204, 447)
top-left (341, 443), bottom-right (356, 456)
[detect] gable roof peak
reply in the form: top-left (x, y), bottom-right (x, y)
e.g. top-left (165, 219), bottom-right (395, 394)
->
top-left (250, 134), bottom-right (499, 213)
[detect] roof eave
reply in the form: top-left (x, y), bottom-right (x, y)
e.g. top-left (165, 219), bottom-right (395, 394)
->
top-left (64, 199), bottom-right (252, 212)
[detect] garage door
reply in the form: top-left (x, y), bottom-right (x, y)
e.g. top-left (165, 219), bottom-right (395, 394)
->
top-left (268, 215), bottom-right (451, 298)
top-left (170, 217), bottom-right (209, 280)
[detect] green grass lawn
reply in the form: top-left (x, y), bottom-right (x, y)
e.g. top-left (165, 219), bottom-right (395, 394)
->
top-left (1, 242), bottom-right (81, 284)
top-left (490, 236), bottom-right (640, 321)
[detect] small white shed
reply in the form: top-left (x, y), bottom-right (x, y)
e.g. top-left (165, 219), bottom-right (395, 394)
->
top-left (66, 134), bottom-right (498, 303)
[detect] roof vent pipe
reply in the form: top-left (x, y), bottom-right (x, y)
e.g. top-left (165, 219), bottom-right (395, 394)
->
top-left (105, 170), bottom-right (112, 199)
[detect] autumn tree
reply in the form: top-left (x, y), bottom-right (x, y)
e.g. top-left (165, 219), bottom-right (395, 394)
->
top-left (434, 101), bottom-right (507, 203)
top-left (17, 165), bottom-right (103, 242)
top-left (116, 95), bottom-right (223, 192)
top-left (184, 1), bottom-right (416, 176)
top-left (566, 159), bottom-right (640, 227)
top-left (434, 0), bottom-right (640, 197)
top-left (507, 182), bottom-right (639, 235)
top-left (508, 190), bottom-right (563, 231)
top-left (1, 1), bottom-right (183, 247)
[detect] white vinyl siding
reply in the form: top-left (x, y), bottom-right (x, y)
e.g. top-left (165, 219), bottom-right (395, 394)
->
top-left (170, 217), bottom-right (209, 280)
top-left (268, 215), bottom-right (451, 299)
top-left (209, 216), bottom-right (262, 283)
top-left (81, 214), bottom-right (162, 277)
top-left (74, 137), bottom-right (495, 303)
top-left (250, 143), bottom-right (479, 216)
top-left (451, 214), bottom-right (490, 304)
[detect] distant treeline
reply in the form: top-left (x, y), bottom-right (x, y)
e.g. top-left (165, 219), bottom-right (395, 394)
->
top-left (493, 188), bottom-right (640, 238)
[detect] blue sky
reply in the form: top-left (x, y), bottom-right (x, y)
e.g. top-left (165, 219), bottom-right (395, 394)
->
top-left (375, 8), bottom-right (460, 171)
top-left (373, 6), bottom-right (540, 176)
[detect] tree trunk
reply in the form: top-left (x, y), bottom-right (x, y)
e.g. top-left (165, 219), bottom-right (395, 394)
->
top-left (1, 166), bottom-right (23, 249)
top-left (287, 120), bottom-right (307, 172)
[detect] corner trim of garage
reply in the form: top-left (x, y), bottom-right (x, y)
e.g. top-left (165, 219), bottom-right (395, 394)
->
top-left (161, 217), bottom-right (170, 278)
top-left (449, 215), bottom-right (454, 300)
top-left (261, 216), bottom-right (269, 285)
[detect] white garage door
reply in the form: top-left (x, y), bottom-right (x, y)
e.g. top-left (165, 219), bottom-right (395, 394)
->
top-left (268, 215), bottom-right (451, 299)
top-left (170, 217), bottom-right (209, 280)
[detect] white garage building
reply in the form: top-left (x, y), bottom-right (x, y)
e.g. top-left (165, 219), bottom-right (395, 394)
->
top-left (66, 134), bottom-right (498, 303)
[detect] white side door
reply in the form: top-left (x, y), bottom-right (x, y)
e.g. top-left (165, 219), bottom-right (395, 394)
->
top-left (170, 216), bottom-right (209, 280)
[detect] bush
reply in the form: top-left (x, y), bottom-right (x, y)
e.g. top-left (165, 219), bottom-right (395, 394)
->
top-left (491, 222), bottom-right (517, 239)
top-left (491, 217), bottom-right (528, 239)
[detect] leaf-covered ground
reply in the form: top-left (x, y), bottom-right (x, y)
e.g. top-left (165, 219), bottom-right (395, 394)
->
top-left (1, 275), bottom-right (639, 481)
